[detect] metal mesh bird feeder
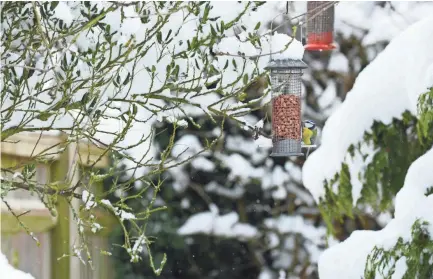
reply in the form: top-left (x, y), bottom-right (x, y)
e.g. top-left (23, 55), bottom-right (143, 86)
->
top-left (305, 1), bottom-right (336, 51)
top-left (265, 59), bottom-right (308, 157)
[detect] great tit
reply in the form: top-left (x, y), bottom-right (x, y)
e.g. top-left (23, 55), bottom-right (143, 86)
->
top-left (302, 120), bottom-right (317, 145)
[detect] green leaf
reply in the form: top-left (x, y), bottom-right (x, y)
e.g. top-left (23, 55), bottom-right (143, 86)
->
top-left (202, 4), bottom-right (210, 22)
top-left (68, 101), bottom-right (82, 110)
top-left (232, 59), bottom-right (237, 70)
top-left (123, 73), bottom-right (131, 86)
top-left (172, 65), bottom-right (179, 77)
top-left (36, 112), bottom-right (55, 121)
top-left (23, 164), bottom-right (36, 179)
top-left (165, 29), bottom-right (172, 41)
top-left (50, 1), bottom-right (59, 11)
top-left (120, 114), bottom-right (128, 123)
top-left (157, 31), bottom-right (162, 44)
top-left (223, 60), bottom-right (229, 70)
top-left (238, 92), bottom-right (247, 102)
top-left (210, 25), bottom-right (217, 36)
top-left (243, 73), bottom-right (248, 85)
top-left (254, 22), bottom-right (261, 30)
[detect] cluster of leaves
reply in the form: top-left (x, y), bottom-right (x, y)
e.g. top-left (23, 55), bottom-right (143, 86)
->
top-left (364, 219), bottom-right (433, 279)
top-left (318, 88), bottom-right (433, 236)
top-left (1, 0), bottom-right (281, 274)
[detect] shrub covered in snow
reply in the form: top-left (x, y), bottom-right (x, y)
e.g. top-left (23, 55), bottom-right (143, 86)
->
top-left (303, 18), bottom-right (433, 279)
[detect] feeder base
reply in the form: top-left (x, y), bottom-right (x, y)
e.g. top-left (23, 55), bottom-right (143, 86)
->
top-left (304, 43), bottom-right (336, 51)
top-left (270, 152), bottom-right (304, 157)
top-left (301, 144), bottom-right (317, 148)
top-left (305, 32), bottom-right (336, 51)
top-left (271, 139), bottom-right (303, 157)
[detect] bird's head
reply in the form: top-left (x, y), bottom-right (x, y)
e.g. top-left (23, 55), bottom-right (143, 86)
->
top-left (304, 120), bottom-right (316, 130)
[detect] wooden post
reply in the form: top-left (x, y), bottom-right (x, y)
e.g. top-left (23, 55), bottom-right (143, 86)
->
top-left (50, 137), bottom-right (70, 279)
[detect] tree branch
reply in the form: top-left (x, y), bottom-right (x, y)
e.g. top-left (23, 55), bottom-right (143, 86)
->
top-left (1, 179), bottom-right (82, 199)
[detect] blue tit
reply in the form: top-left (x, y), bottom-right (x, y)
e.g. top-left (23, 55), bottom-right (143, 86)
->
top-left (302, 120), bottom-right (317, 145)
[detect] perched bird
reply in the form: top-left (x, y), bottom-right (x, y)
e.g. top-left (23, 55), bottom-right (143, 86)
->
top-left (302, 120), bottom-right (317, 145)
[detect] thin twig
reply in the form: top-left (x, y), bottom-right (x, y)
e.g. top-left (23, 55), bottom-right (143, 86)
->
top-left (1, 178), bottom-right (82, 199)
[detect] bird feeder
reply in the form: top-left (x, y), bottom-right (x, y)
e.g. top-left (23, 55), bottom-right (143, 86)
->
top-left (265, 59), bottom-right (308, 157)
top-left (305, 1), bottom-right (336, 51)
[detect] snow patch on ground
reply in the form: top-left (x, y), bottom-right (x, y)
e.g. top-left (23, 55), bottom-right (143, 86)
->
top-left (0, 253), bottom-right (35, 279)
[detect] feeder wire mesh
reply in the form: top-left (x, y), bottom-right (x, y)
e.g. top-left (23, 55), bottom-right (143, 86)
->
top-left (305, 1), bottom-right (337, 51)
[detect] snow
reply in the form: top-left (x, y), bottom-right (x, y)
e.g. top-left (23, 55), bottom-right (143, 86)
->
top-left (264, 215), bottom-right (327, 249)
top-left (262, 166), bottom-right (290, 200)
top-left (346, 142), bottom-right (378, 205)
top-left (82, 190), bottom-right (96, 210)
top-left (333, 2), bottom-right (433, 45)
top-left (178, 208), bottom-right (258, 240)
top-left (318, 148), bottom-right (433, 279)
top-left (129, 233), bottom-right (147, 262)
top-left (0, 252), bottom-right (35, 279)
top-left (91, 222), bottom-right (102, 233)
top-left (171, 135), bottom-right (204, 160)
top-left (303, 17), bottom-right (433, 204)
top-left (53, 2), bottom-right (73, 25)
top-left (168, 135), bottom-right (210, 192)
top-left (216, 153), bottom-right (264, 182)
top-left (327, 53), bottom-right (349, 73)
top-left (317, 81), bottom-right (342, 118)
top-left (204, 181), bottom-right (244, 200)
top-left (118, 210), bottom-right (136, 221)
top-left (191, 157), bottom-right (215, 172)
top-left (308, 17), bottom-right (433, 279)
top-left (13, 172), bottom-right (24, 179)
top-left (215, 32), bottom-right (304, 61)
top-left (226, 135), bottom-right (269, 164)
top-left (258, 269), bottom-right (273, 279)
top-left (391, 257), bottom-right (407, 279)
top-left (100, 199), bottom-right (136, 221)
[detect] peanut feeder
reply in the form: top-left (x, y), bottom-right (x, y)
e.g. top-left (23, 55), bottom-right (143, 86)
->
top-left (265, 59), bottom-right (308, 157)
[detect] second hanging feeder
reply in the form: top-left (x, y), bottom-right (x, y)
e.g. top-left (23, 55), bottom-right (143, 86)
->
top-left (305, 1), bottom-right (336, 51)
top-left (265, 59), bottom-right (308, 157)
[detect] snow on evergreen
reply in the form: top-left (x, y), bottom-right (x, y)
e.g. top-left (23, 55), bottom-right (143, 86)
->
top-left (303, 17), bottom-right (433, 204)
top-left (319, 147), bottom-right (433, 278)
top-left (302, 17), bottom-right (433, 278)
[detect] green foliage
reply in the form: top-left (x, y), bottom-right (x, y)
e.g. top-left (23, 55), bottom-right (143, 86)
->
top-left (319, 88), bottom-right (433, 235)
top-left (364, 219), bottom-right (433, 279)
top-left (1, 1), bottom-right (273, 274)
top-left (417, 87), bottom-right (433, 146)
